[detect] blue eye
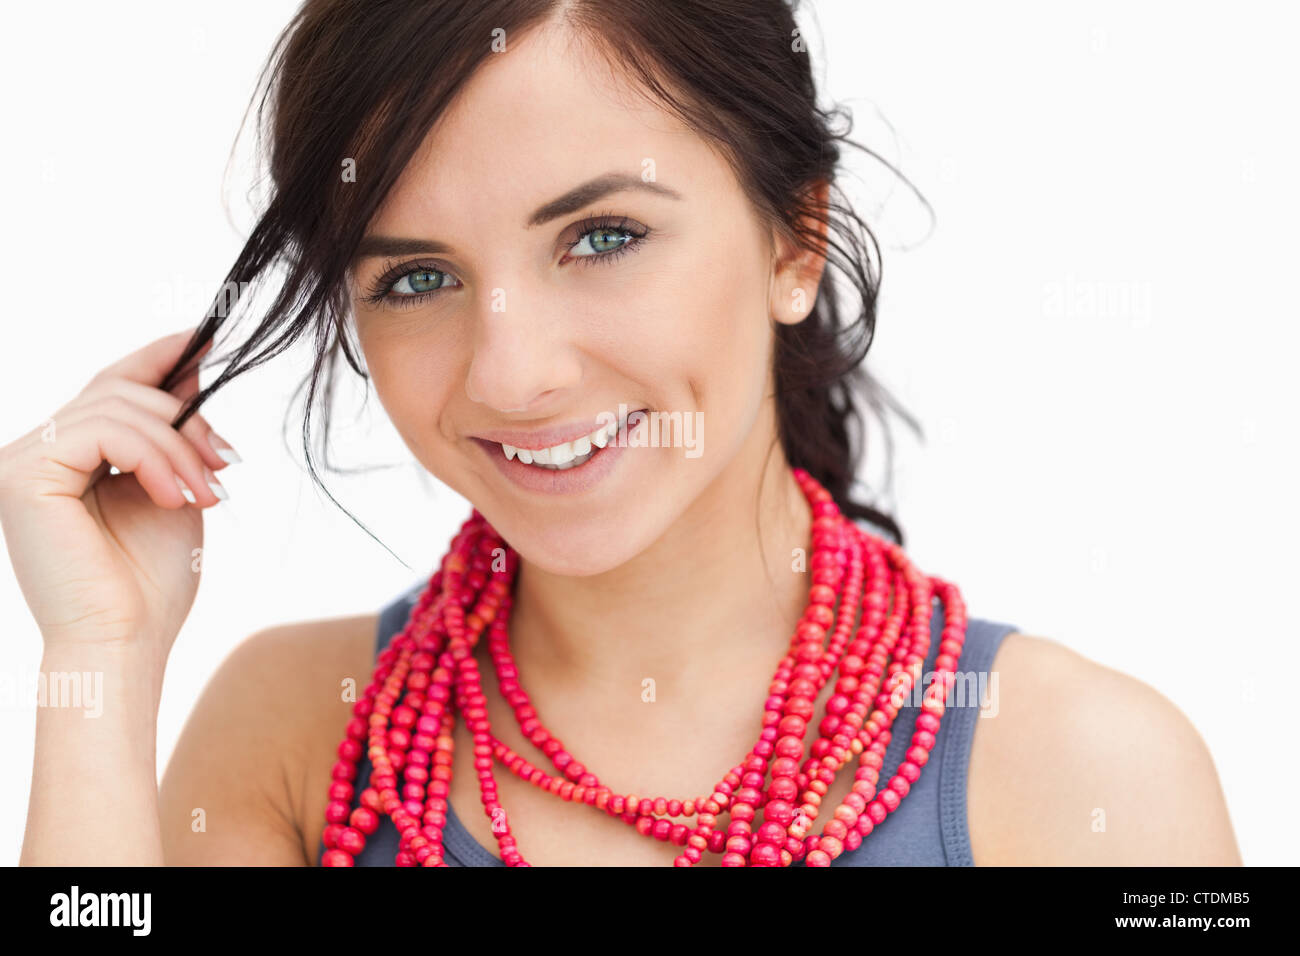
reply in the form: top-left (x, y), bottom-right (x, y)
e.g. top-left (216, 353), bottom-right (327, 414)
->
top-left (570, 226), bottom-right (635, 257)
top-left (564, 215), bottom-right (648, 265)
top-left (390, 268), bottom-right (456, 295)
top-left (363, 263), bottom-right (462, 307)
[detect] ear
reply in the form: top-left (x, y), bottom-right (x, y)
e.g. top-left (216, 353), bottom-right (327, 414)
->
top-left (769, 179), bottom-right (831, 326)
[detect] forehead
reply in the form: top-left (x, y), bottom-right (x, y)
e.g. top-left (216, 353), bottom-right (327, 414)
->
top-left (368, 23), bottom-right (722, 233)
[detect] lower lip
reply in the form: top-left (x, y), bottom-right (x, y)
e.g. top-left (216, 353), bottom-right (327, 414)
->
top-left (472, 412), bottom-right (647, 496)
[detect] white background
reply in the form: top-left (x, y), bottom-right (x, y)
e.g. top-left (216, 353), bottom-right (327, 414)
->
top-left (0, 1), bottom-right (1294, 865)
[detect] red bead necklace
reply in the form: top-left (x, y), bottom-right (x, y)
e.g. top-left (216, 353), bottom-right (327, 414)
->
top-left (320, 468), bottom-right (968, 866)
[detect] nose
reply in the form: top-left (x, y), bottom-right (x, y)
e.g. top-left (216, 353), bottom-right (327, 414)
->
top-left (463, 284), bottom-right (583, 413)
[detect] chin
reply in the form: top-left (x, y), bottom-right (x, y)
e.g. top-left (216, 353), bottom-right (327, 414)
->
top-left (483, 504), bottom-right (666, 578)
top-left (449, 442), bottom-right (696, 576)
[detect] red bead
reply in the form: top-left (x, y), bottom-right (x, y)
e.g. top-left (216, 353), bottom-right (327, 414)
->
top-left (350, 807), bottom-right (379, 835)
top-left (766, 801), bottom-right (797, 828)
top-left (321, 823), bottom-right (344, 848)
top-left (336, 827), bottom-right (366, 854)
top-left (750, 843), bottom-right (781, 866)
top-left (328, 781), bottom-right (354, 802)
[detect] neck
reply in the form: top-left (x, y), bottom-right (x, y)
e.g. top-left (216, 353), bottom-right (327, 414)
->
top-left (508, 437), bottom-right (814, 698)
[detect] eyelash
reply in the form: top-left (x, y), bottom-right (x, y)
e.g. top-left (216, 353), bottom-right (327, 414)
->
top-left (360, 214), bottom-right (650, 310)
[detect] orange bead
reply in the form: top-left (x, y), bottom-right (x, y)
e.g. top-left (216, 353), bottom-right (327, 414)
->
top-left (819, 836), bottom-right (844, 859)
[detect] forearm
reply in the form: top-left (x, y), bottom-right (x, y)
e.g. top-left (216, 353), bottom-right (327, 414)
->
top-left (20, 642), bottom-right (167, 866)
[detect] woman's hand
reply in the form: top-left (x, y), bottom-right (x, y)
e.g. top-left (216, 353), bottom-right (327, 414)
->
top-left (0, 326), bottom-right (237, 663)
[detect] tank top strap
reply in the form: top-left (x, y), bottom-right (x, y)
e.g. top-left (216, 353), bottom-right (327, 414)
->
top-left (375, 583), bottom-right (422, 655)
top-left (935, 614), bottom-right (1016, 865)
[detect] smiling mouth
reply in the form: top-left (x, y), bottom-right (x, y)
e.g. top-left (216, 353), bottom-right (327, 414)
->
top-left (492, 408), bottom-right (645, 471)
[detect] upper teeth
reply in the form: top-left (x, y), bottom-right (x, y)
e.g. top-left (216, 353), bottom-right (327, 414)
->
top-left (501, 417), bottom-right (621, 469)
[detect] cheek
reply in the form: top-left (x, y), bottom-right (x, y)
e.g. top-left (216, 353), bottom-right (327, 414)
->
top-left (610, 224), bottom-right (770, 416)
top-left (359, 324), bottom-right (463, 457)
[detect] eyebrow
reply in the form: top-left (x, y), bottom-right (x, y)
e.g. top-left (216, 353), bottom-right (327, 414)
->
top-left (352, 171), bottom-right (682, 264)
top-left (525, 171), bottom-right (681, 227)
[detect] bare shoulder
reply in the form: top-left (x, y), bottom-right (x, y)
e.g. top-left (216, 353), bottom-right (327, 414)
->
top-left (966, 632), bottom-right (1242, 866)
top-left (159, 611), bottom-right (379, 865)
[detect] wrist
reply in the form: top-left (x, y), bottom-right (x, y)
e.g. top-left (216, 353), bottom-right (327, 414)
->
top-left (38, 640), bottom-right (167, 715)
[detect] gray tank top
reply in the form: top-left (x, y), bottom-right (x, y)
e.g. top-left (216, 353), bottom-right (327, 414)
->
top-left (318, 521), bottom-right (1018, 867)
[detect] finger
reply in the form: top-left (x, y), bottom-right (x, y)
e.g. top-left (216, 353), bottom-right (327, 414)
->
top-left (88, 325), bottom-right (208, 391)
top-left (72, 378), bottom-right (236, 472)
top-left (26, 414), bottom-right (194, 508)
top-left (55, 397), bottom-right (228, 506)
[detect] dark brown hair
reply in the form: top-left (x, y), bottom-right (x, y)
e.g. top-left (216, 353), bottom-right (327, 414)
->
top-left (160, 0), bottom-right (921, 551)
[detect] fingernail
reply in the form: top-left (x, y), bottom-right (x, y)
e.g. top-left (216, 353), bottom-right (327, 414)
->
top-left (175, 475), bottom-right (197, 504)
top-left (204, 467), bottom-right (229, 501)
top-left (208, 431), bottom-right (242, 464)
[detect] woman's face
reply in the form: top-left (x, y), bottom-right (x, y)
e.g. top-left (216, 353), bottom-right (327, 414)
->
top-left (351, 24), bottom-right (805, 575)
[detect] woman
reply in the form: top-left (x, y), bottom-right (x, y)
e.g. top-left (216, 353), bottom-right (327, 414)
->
top-left (3, 0), bottom-right (1240, 866)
